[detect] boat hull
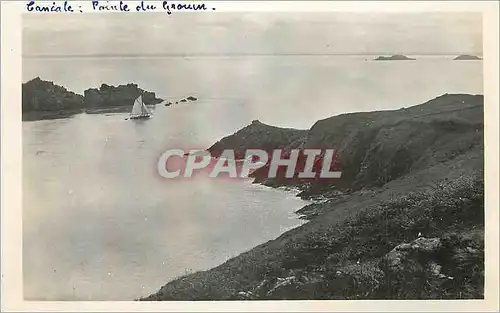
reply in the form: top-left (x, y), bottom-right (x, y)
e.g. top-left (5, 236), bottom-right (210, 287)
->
top-left (130, 115), bottom-right (151, 120)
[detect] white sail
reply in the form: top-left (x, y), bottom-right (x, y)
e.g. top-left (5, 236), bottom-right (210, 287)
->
top-left (130, 95), bottom-right (150, 117)
top-left (140, 98), bottom-right (150, 114)
top-left (131, 95), bottom-right (144, 116)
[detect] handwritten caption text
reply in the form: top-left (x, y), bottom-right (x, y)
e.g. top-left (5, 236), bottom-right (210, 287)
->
top-left (26, 1), bottom-right (216, 14)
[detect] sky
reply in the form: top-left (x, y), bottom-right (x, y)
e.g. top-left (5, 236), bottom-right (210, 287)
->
top-left (23, 12), bottom-right (483, 57)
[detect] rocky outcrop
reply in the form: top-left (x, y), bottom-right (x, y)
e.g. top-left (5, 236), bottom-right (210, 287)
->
top-left (382, 237), bottom-right (443, 272)
top-left (83, 83), bottom-right (163, 108)
top-left (374, 54), bottom-right (416, 61)
top-left (22, 77), bottom-right (84, 121)
top-left (379, 233), bottom-right (484, 299)
top-left (234, 275), bottom-right (304, 300)
top-left (22, 78), bottom-right (164, 121)
top-left (454, 55), bottom-right (482, 60)
top-left (207, 119), bottom-right (308, 159)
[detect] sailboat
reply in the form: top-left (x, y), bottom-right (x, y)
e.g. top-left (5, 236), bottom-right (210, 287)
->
top-left (129, 95), bottom-right (151, 120)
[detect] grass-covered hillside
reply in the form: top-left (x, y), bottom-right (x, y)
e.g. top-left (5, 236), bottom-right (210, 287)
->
top-left (143, 93), bottom-right (484, 300)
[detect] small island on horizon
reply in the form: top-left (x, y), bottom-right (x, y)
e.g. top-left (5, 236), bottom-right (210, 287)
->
top-left (454, 54), bottom-right (483, 60)
top-left (374, 54), bottom-right (416, 61)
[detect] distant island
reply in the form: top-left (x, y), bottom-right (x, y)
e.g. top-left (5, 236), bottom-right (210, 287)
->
top-left (454, 54), bottom-right (482, 60)
top-left (22, 77), bottom-right (163, 121)
top-left (374, 54), bottom-right (416, 61)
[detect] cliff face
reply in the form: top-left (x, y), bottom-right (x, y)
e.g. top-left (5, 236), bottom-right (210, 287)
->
top-left (299, 93), bottom-right (483, 194)
top-left (144, 93), bottom-right (484, 301)
top-left (232, 94), bottom-right (483, 195)
top-left (83, 83), bottom-right (163, 108)
top-left (22, 77), bottom-right (84, 120)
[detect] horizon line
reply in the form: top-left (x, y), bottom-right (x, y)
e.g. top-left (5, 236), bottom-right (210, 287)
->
top-left (22, 52), bottom-right (484, 59)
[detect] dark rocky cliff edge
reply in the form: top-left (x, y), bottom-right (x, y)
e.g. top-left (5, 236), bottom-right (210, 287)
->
top-left (143, 93), bottom-right (484, 300)
top-left (22, 78), bottom-right (163, 121)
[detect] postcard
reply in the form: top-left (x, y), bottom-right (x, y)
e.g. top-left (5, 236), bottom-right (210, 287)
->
top-left (1, 1), bottom-right (499, 311)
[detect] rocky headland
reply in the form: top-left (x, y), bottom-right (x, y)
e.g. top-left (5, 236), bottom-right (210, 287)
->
top-left (208, 119), bottom-right (308, 160)
top-left (22, 77), bottom-right (85, 121)
top-left (144, 93), bottom-right (484, 300)
top-left (374, 54), bottom-right (416, 61)
top-left (22, 77), bottom-right (163, 121)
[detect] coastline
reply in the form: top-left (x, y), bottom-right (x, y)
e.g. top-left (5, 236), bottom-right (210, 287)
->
top-left (22, 109), bottom-right (85, 122)
top-left (22, 105), bottom-right (159, 121)
top-left (142, 93), bottom-right (485, 301)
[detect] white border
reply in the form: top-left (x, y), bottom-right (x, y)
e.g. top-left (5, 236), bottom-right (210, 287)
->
top-left (2, 1), bottom-right (499, 312)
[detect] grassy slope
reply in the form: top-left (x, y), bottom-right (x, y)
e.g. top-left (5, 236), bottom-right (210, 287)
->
top-left (143, 94), bottom-right (484, 300)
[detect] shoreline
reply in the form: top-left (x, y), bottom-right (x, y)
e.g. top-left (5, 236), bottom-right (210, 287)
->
top-left (142, 93), bottom-right (485, 300)
top-left (22, 104), bottom-right (161, 121)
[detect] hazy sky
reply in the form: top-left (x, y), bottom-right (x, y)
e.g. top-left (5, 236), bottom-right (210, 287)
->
top-left (23, 12), bottom-right (482, 56)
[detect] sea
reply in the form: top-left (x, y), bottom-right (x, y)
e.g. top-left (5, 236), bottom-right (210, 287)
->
top-left (22, 55), bottom-right (483, 300)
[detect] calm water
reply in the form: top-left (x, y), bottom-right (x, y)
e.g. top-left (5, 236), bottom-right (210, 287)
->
top-left (23, 56), bottom-right (482, 300)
